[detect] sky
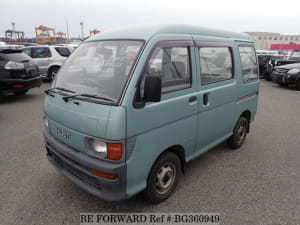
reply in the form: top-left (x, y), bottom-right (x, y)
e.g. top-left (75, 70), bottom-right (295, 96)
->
top-left (1, 0), bottom-right (300, 38)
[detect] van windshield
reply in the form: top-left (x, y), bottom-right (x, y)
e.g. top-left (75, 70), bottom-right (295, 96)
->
top-left (54, 40), bottom-right (144, 103)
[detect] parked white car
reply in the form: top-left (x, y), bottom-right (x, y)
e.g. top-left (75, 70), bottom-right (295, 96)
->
top-left (22, 45), bottom-right (74, 80)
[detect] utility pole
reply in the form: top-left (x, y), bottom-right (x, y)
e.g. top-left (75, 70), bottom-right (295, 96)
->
top-left (80, 21), bottom-right (84, 40)
top-left (11, 22), bottom-right (15, 31)
top-left (66, 17), bottom-right (70, 40)
top-left (11, 22), bottom-right (16, 39)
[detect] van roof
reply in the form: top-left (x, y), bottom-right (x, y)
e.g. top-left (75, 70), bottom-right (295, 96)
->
top-left (87, 24), bottom-right (252, 42)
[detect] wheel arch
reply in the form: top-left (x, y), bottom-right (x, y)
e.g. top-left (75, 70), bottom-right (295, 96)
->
top-left (150, 145), bottom-right (187, 175)
top-left (47, 65), bottom-right (61, 73)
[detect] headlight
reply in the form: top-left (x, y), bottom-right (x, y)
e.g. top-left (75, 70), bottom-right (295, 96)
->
top-left (91, 139), bottom-right (107, 158)
top-left (88, 138), bottom-right (123, 160)
top-left (4, 61), bottom-right (25, 70)
top-left (287, 68), bottom-right (300, 74)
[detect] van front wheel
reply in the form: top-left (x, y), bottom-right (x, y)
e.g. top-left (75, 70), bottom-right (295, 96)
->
top-left (228, 117), bottom-right (249, 149)
top-left (144, 152), bottom-right (181, 203)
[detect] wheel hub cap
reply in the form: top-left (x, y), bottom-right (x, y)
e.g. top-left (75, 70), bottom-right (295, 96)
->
top-left (155, 164), bottom-right (176, 194)
top-left (236, 122), bottom-right (246, 143)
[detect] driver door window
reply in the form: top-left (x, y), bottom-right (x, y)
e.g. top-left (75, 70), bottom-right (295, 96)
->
top-left (145, 46), bottom-right (191, 94)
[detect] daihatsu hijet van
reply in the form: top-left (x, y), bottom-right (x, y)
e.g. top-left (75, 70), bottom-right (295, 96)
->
top-left (44, 25), bottom-right (259, 203)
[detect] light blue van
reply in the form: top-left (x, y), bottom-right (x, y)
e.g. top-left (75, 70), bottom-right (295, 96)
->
top-left (43, 25), bottom-right (259, 203)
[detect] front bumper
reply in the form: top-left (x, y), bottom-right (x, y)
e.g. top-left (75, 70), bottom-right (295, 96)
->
top-left (272, 73), bottom-right (296, 85)
top-left (0, 76), bottom-right (42, 95)
top-left (44, 130), bottom-right (127, 201)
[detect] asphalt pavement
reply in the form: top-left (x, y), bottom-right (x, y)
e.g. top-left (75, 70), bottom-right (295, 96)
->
top-left (0, 80), bottom-right (300, 225)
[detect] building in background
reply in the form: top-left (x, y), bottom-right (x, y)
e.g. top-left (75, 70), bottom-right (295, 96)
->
top-left (245, 32), bottom-right (300, 50)
top-left (5, 29), bottom-right (24, 40)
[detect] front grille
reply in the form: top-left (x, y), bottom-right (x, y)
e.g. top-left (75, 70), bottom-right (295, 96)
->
top-left (48, 149), bottom-right (103, 190)
top-left (10, 70), bottom-right (26, 79)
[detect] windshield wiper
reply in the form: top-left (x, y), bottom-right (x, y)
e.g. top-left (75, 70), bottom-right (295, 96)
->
top-left (45, 87), bottom-right (76, 95)
top-left (62, 93), bottom-right (115, 103)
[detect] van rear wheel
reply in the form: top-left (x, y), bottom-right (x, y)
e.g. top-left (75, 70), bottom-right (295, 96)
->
top-left (228, 117), bottom-right (249, 149)
top-left (143, 152), bottom-right (181, 203)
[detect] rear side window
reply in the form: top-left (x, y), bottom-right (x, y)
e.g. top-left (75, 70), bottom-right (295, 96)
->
top-left (145, 46), bottom-right (191, 93)
top-left (22, 48), bottom-right (31, 56)
top-left (31, 47), bottom-right (51, 58)
top-left (239, 46), bottom-right (258, 83)
top-left (55, 47), bottom-right (70, 57)
top-left (199, 47), bottom-right (233, 85)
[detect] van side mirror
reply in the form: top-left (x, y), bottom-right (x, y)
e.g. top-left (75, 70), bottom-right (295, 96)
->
top-left (144, 76), bottom-right (161, 102)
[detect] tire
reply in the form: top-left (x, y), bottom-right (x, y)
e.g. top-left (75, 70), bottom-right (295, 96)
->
top-left (266, 63), bottom-right (273, 75)
top-left (143, 152), bottom-right (181, 203)
top-left (15, 90), bottom-right (28, 95)
top-left (265, 73), bottom-right (272, 81)
top-left (228, 117), bottom-right (249, 149)
top-left (47, 67), bottom-right (59, 81)
top-left (296, 80), bottom-right (300, 91)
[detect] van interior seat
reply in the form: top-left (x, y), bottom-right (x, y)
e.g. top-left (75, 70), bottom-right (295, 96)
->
top-left (171, 61), bottom-right (186, 79)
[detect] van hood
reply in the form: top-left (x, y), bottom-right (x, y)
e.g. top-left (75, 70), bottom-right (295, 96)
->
top-left (44, 93), bottom-right (126, 152)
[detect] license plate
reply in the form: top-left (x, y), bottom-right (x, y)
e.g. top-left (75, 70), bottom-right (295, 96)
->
top-left (56, 127), bottom-right (71, 140)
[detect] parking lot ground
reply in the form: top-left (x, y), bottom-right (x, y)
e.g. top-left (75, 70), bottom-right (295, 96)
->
top-left (0, 80), bottom-right (300, 225)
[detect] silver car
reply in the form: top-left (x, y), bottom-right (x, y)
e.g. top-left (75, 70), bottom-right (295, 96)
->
top-left (23, 45), bottom-right (74, 80)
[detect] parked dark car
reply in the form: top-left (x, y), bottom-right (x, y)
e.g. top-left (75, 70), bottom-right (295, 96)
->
top-left (258, 54), bottom-right (283, 80)
top-left (272, 63), bottom-right (300, 90)
top-left (0, 49), bottom-right (42, 99)
top-left (273, 49), bottom-right (300, 67)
